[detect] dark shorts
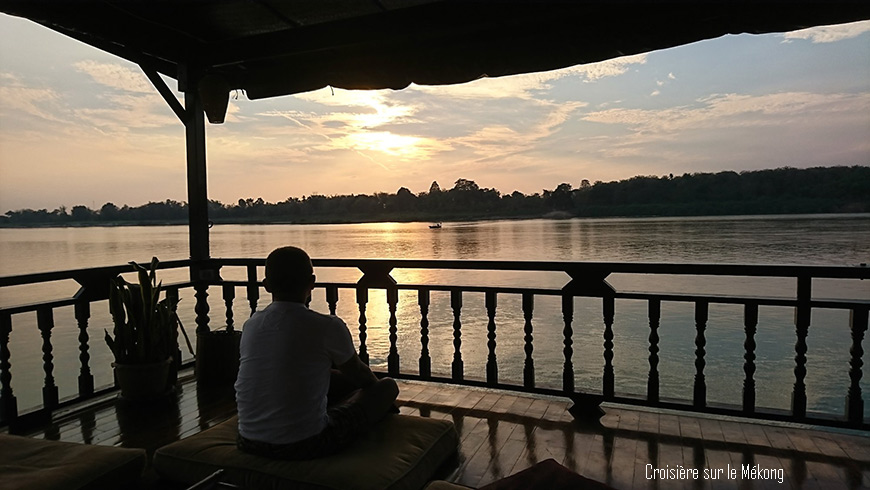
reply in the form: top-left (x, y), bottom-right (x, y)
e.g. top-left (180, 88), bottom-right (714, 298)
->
top-left (237, 401), bottom-right (369, 460)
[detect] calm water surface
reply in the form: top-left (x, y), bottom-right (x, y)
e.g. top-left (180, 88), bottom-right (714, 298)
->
top-left (1, 214), bottom-right (868, 417)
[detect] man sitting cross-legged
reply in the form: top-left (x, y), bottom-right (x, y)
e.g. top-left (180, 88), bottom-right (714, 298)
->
top-left (235, 246), bottom-right (399, 460)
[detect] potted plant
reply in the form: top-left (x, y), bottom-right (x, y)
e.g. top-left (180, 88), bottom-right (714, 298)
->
top-left (105, 257), bottom-right (185, 400)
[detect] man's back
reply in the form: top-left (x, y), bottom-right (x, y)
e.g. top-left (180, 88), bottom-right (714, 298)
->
top-left (234, 301), bottom-right (355, 445)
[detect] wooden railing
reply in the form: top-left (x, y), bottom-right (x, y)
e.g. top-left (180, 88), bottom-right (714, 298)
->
top-left (1, 258), bottom-right (867, 431)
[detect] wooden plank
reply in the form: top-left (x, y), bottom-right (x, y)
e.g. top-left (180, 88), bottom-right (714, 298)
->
top-left (453, 388), bottom-right (486, 410)
top-left (658, 413), bottom-right (682, 439)
top-left (803, 461), bottom-right (847, 490)
top-left (472, 392), bottom-right (502, 413)
top-left (717, 419), bottom-right (747, 447)
top-left (490, 393), bottom-right (517, 415)
top-left (506, 394), bottom-right (534, 417)
top-left (704, 449), bottom-right (734, 490)
top-left (525, 397), bottom-right (550, 420)
top-left (750, 454), bottom-right (792, 490)
top-left (760, 427), bottom-right (796, 453)
top-left (636, 409), bottom-right (660, 436)
top-left (479, 435), bottom-right (526, 486)
top-left (521, 427), bottom-right (568, 471)
top-left (678, 415), bottom-right (703, 441)
top-left (680, 443), bottom-right (710, 490)
top-left (808, 435), bottom-right (849, 460)
top-left (571, 433), bottom-right (609, 486)
top-left (543, 398), bottom-right (571, 422)
top-left (456, 419), bottom-right (519, 487)
top-left (652, 442), bottom-right (693, 490)
top-left (738, 421), bottom-right (771, 449)
top-left (784, 428), bottom-right (821, 457)
top-left (697, 417), bottom-right (725, 444)
top-left (630, 439), bottom-right (655, 490)
top-left (607, 429), bottom-right (639, 489)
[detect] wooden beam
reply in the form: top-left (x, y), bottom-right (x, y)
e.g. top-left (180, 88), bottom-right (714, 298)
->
top-left (141, 64), bottom-right (186, 123)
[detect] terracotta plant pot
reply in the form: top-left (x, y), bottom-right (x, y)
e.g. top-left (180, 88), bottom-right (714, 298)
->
top-left (113, 358), bottom-right (172, 401)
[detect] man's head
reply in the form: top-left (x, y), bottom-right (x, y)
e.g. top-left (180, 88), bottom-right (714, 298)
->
top-left (264, 246), bottom-right (315, 301)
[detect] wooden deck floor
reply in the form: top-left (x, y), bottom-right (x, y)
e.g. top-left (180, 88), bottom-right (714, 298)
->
top-left (12, 373), bottom-right (870, 489)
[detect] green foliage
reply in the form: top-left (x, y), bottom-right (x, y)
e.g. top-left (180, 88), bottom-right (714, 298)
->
top-left (3, 166), bottom-right (868, 225)
top-left (105, 257), bottom-right (179, 365)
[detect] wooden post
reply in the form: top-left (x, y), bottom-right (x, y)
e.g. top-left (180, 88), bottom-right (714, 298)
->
top-left (183, 65), bottom-right (210, 266)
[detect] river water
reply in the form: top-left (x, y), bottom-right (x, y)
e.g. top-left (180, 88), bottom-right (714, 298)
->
top-left (1, 214), bottom-right (868, 418)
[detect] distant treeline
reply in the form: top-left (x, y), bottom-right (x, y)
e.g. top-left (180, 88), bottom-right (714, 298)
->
top-left (2, 166), bottom-right (868, 227)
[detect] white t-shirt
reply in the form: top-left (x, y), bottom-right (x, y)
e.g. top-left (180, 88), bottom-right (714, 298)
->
top-left (234, 301), bottom-right (356, 444)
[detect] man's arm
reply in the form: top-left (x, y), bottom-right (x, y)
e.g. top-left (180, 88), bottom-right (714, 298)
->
top-left (336, 353), bottom-right (379, 388)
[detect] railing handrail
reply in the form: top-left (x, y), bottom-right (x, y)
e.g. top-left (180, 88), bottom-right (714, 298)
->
top-left (3, 257), bottom-right (868, 287)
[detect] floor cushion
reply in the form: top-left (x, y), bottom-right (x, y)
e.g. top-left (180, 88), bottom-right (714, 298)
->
top-left (0, 433), bottom-right (146, 490)
top-left (153, 414), bottom-right (459, 490)
top-left (423, 481), bottom-right (473, 490)
top-left (479, 459), bottom-right (615, 490)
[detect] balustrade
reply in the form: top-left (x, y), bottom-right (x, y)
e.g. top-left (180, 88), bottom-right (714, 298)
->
top-left (0, 258), bottom-right (867, 432)
top-left (743, 303), bottom-right (759, 414)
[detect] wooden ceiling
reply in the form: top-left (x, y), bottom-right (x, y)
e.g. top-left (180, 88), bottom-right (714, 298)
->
top-left (3, 1), bottom-right (869, 99)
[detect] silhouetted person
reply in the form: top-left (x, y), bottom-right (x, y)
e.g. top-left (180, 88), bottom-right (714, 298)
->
top-left (235, 246), bottom-right (399, 459)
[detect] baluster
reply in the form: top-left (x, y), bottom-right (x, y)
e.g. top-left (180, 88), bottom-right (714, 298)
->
top-left (451, 290), bottom-right (463, 381)
top-left (222, 284), bottom-right (235, 332)
top-left (246, 264), bottom-right (259, 316)
top-left (847, 307), bottom-right (868, 425)
top-left (561, 294), bottom-right (574, 393)
top-left (37, 308), bottom-right (59, 410)
top-left (693, 301), bottom-right (708, 409)
top-left (485, 291), bottom-right (498, 385)
top-left (743, 302), bottom-right (759, 414)
top-left (74, 301), bottom-right (94, 397)
top-left (166, 287), bottom-right (182, 381)
top-left (356, 287), bottom-right (369, 364)
top-left (522, 293), bottom-right (535, 388)
top-left (387, 287), bottom-right (399, 375)
top-left (603, 295), bottom-right (615, 400)
top-left (418, 288), bottom-right (431, 378)
top-left (793, 276), bottom-right (811, 419)
top-left (194, 282), bottom-right (210, 334)
top-left (326, 286), bottom-right (339, 316)
top-left (647, 299), bottom-right (661, 403)
top-left (0, 312), bottom-right (17, 423)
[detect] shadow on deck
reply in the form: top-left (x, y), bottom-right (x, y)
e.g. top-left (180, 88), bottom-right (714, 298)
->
top-left (13, 372), bottom-right (870, 490)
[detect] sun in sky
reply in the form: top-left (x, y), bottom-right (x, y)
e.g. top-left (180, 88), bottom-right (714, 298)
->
top-left (0, 15), bottom-right (868, 212)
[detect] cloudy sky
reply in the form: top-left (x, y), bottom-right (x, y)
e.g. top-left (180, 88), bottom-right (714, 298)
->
top-left (0, 15), bottom-right (868, 212)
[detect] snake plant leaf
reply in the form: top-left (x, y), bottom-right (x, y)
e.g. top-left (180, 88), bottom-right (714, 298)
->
top-left (149, 256), bottom-right (159, 287)
top-left (104, 329), bottom-right (117, 359)
top-left (105, 258), bottom-right (182, 365)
